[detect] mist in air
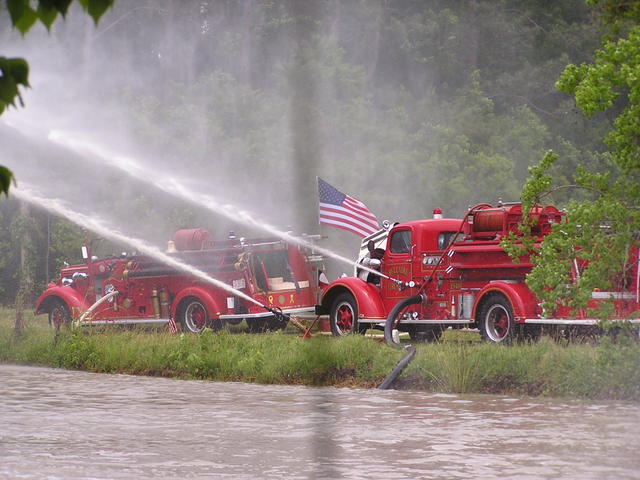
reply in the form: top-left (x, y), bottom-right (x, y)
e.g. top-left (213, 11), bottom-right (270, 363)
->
top-left (0, 1), bottom-right (593, 272)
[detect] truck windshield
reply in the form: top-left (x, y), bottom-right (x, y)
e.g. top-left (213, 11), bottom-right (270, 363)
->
top-left (390, 230), bottom-right (411, 254)
top-left (251, 250), bottom-right (294, 290)
top-left (254, 250), bottom-right (290, 278)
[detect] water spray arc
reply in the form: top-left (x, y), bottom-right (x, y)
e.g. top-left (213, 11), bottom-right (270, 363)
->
top-left (47, 131), bottom-right (401, 284)
top-left (12, 187), bottom-right (287, 323)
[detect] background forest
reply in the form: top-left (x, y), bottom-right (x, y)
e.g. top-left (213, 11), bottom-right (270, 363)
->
top-left (0, 1), bottom-right (617, 305)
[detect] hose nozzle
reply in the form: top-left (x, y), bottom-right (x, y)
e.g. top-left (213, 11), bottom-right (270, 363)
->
top-left (262, 305), bottom-right (289, 323)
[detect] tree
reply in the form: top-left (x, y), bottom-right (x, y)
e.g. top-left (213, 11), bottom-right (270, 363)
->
top-left (505, 2), bottom-right (640, 316)
top-left (0, 0), bottom-right (114, 196)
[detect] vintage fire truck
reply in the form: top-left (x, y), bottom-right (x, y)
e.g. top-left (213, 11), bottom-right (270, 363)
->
top-left (316, 202), bottom-right (640, 343)
top-left (35, 228), bottom-right (322, 333)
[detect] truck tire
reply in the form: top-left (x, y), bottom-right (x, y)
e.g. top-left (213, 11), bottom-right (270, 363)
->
top-left (48, 298), bottom-right (71, 329)
top-left (478, 294), bottom-right (515, 343)
top-left (179, 297), bottom-right (220, 333)
top-left (329, 293), bottom-right (364, 336)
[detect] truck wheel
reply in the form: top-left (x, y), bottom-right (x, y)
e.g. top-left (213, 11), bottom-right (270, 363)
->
top-left (479, 294), bottom-right (515, 343)
top-left (49, 299), bottom-right (71, 329)
top-left (180, 298), bottom-right (219, 333)
top-left (329, 293), bottom-right (363, 336)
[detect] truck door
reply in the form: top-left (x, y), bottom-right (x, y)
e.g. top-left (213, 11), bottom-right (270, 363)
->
top-left (381, 228), bottom-right (414, 303)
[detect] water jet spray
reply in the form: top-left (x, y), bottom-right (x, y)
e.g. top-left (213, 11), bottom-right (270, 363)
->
top-left (46, 130), bottom-right (401, 285)
top-left (13, 186), bottom-right (291, 325)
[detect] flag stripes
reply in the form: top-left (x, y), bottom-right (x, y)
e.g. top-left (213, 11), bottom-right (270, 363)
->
top-left (318, 178), bottom-right (380, 237)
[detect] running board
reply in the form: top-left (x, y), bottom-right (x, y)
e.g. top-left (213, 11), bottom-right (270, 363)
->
top-left (359, 317), bottom-right (640, 326)
top-left (358, 318), bottom-right (472, 325)
top-left (77, 318), bottom-right (169, 326)
top-left (219, 307), bottom-right (315, 320)
top-left (524, 318), bottom-right (640, 326)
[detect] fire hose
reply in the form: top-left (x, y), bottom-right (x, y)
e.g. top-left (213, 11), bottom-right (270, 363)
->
top-left (261, 304), bottom-right (289, 324)
top-left (378, 294), bottom-right (422, 389)
top-left (75, 290), bottom-right (120, 327)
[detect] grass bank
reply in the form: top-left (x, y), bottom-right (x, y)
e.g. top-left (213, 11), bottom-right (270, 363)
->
top-left (1, 309), bottom-right (639, 400)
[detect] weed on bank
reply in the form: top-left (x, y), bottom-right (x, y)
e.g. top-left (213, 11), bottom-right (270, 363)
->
top-left (1, 309), bottom-right (639, 400)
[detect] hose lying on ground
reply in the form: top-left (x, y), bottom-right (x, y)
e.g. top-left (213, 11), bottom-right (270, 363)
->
top-left (378, 294), bottom-right (423, 389)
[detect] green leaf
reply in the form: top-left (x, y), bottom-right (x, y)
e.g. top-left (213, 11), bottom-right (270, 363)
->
top-left (37, 4), bottom-right (59, 30)
top-left (14, 6), bottom-right (39, 35)
top-left (0, 76), bottom-right (19, 105)
top-left (5, 58), bottom-right (30, 87)
top-left (78, 0), bottom-right (114, 24)
top-left (0, 166), bottom-right (15, 197)
top-left (51, 0), bottom-right (73, 16)
top-left (7, 0), bottom-right (27, 26)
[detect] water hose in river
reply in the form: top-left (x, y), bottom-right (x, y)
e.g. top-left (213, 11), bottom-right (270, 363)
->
top-left (377, 345), bottom-right (416, 390)
top-left (378, 294), bottom-right (424, 389)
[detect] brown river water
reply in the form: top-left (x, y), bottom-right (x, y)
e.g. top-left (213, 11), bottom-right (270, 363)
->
top-left (1, 364), bottom-right (639, 479)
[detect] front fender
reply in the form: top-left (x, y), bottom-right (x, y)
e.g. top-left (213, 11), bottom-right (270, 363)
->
top-left (318, 277), bottom-right (386, 319)
top-left (35, 286), bottom-right (89, 319)
top-left (172, 286), bottom-right (225, 319)
top-left (473, 281), bottom-right (538, 320)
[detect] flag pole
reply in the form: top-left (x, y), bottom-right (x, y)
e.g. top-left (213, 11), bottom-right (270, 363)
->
top-left (315, 176), bottom-right (321, 234)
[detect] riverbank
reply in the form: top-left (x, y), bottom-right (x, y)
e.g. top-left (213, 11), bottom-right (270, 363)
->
top-left (1, 309), bottom-right (639, 400)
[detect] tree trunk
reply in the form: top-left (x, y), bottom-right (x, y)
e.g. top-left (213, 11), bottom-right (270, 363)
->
top-left (288, 1), bottom-right (323, 235)
top-left (14, 200), bottom-right (33, 337)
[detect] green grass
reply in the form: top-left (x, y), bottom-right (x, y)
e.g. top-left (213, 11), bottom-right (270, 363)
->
top-left (1, 308), bottom-right (639, 400)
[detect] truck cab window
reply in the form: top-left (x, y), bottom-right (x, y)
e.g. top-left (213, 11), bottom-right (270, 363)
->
top-left (438, 232), bottom-right (457, 251)
top-left (390, 230), bottom-right (411, 254)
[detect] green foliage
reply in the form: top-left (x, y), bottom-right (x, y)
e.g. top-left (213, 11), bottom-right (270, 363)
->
top-left (587, 0), bottom-right (640, 37)
top-left (505, 149), bottom-right (639, 315)
top-left (49, 218), bottom-right (83, 272)
top-left (5, 0), bottom-right (112, 33)
top-left (508, 8), bottom-right (640, 315)
top-left (0, 56), bottom-right (29, 115)
top-left (76, 0), bottom-right (112, 24)
top-left (557, 25), bottom-right (640, 174)
top-left (0, 166), bottom-right (15, 197)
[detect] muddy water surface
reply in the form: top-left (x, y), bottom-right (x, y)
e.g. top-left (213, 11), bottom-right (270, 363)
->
top-left (1, 364), bottom-right (638, 479)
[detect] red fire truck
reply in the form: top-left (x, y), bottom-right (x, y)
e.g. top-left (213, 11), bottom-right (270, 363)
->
top-left (316, 203), bottom-right (640, 343)
top-left (35, 229), bottom-right (322, 333)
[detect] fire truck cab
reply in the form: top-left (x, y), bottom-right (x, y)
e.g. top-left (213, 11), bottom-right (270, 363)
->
top-left (316, 203), bottom-right (640, 343)
top-left (35, 229), bottom-right (321, 333)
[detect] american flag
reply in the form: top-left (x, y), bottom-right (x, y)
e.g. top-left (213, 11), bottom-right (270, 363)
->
top-left (318, 177), bottom-right (380, 237)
